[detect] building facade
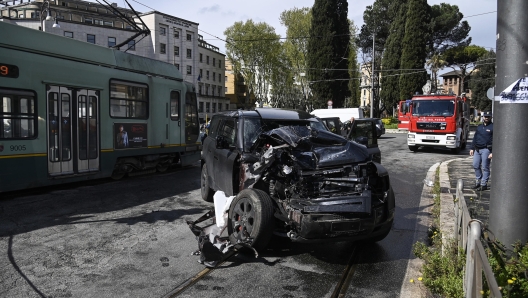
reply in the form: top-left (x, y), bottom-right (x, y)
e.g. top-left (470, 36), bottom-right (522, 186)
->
top-left (0, 0), bottom-right (228, 122)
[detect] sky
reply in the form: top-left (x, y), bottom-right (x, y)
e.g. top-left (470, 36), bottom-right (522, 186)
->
top-left (105, 0), bottom-right (497, 70)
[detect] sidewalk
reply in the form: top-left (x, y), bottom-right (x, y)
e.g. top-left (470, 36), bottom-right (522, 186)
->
top-left (445, 156), bottom-right (491, 226)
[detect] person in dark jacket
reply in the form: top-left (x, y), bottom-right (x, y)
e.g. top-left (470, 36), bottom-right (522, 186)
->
top-left (469, 111), bottom-right (493, 191)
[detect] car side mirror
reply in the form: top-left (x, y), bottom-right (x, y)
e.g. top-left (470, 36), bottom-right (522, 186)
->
top-left (355, 136), bottom-right (368, 146)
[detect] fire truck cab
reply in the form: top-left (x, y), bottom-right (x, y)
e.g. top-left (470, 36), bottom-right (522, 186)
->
top-left (406, 94), bottom-right (469, 153)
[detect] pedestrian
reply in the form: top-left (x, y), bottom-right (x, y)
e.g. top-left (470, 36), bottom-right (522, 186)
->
top-left (469, 111), bottom-right (493, 191)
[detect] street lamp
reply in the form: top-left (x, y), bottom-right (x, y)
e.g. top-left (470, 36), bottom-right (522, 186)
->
top-left (39, 0), bottom-right (60, 31)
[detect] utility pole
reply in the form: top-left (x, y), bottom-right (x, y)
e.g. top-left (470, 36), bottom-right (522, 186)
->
top-left (489, 0), bottom-right (528, 250)
top-left (370, 33), bottom-right (375, 118)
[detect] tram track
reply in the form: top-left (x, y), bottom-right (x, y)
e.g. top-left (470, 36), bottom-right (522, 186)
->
top-left (161, 242), bottom-right (364, 298)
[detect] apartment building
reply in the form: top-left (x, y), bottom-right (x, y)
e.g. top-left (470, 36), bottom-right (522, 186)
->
top-left (0, 0), bottom-right (228, 122)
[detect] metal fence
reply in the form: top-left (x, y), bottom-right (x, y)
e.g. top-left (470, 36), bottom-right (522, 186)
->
top-left (454, 179), bottom-right (502, 298)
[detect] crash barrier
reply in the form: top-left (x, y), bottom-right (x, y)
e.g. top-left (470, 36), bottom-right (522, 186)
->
top-left (454, 179), bottom-right (502, 298)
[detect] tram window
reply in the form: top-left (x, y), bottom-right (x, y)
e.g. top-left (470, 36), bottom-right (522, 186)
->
top-left (170, 91), bottom-right (180, 121)
top-left (0, 89), bottom-right (37, 139)
top-left (110, 80), bottom-right (148, 119)
top-left (87, 34), bottom-right (95, 44)
top-left (108, 37), bottom-right (116, 47)
top-left (127, 40), bottom-right (135, 51)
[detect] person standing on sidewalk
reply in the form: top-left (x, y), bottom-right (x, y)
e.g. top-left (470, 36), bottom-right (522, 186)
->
top-left (469, 111), bottom-right (493, 191)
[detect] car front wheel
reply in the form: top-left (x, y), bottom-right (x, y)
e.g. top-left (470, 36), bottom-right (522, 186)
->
top-left (201, 163), bottom-right (214, 202)
top-left (228, 189), bottom-right (275, 251)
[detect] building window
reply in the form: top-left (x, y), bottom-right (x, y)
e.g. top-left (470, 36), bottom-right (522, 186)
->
top-left (110, 80), bottom-right (148, 119)
top-left (226, 104), bottom-right (229, 110)
top-left (213, 72), bottom-right (216, 81)
top-left (174, 29), bottom-right (179, 38)
top-left (199, 85), bottom-right (202, 95)
top-left (199, 101), bottom-right (204, 113)
top-left (225, 76), bottom-right (228, 82)
top-left (199, 53), bottom-right (203, 62)
top-left (160, 43), bottom-right (166, 54)
top-left (206, 71), bottom-right (209, 80)
top-left (160, 26), bottom-right (166, 36)
top-left (84, 18), bottom-right (93, 24)
top-left (174, 64), bottom-right (180, 70)
top-left (127, 40), bottom-right (135, 51)
top-left (206, 102), bottom-right (210, 113)
top-left (219, 60), bottom-right (221, 68)
top-left (87, 34), bottom-right (95, 44)
top-left (206, 85), bottom-right (209, 96)
top-left (212, 87), bottom-right (215, 96)
top-left (186, 33), bottom-right (191, 41)
top-left (186, 65), bottom-right (192, 75)
top-left (174, 46), bottom-right (179, 56)
top-left (218, 74), bottom-right (221, 82)
top-left (225, 87), bottom-right (228, 93)
top-left (199, 69), bottom-right (203, 78)
top-left (103, 20), bottom-right (113, 27)
top-left (1, 90), bottom-right (37, 139)
top-left (206, 56), bottom-right (209, 64)
top-left (94, 19), bottom-right (103, 25)
top-left (108, 37), bottom-right (116, 47)
top-left (186, 49), bottom-right (192, 59)
top-left (64, 31), bottom-right (73, 38)
top-left (213, 58), bottom-right (216, 67)
top-left (218, 86), bottom-right (222, 96)
top-left (218, 103), bottom-right (222, 112)
top-left (212, 103), bottom-right (216, 113)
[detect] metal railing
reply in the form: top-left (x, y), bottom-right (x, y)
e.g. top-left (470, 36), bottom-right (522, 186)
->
top-left (454, 179), bottom-right (502, 298)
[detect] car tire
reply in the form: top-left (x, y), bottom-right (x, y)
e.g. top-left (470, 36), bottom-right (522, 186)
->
top-left (201, 163), bottom-right (214, 202)
top-left (228, 189), bottom-right (275, 251)
top-left (408, 145), bottom-right (418, 152)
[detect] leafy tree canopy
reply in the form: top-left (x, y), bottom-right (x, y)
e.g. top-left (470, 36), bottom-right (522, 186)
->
top-left (224, 20), bottom-right (282, 108)
top-left (429, 3), bottom-right (471, 55)
top-left (469, 50), bottom-right (496, 111)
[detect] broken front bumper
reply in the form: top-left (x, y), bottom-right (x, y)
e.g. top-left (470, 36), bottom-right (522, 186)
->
top-left (287, 190), bottom-right (395, 243)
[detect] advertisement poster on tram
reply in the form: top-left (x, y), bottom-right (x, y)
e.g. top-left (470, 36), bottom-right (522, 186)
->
top-left (114, 123), bottom-right (147, 149)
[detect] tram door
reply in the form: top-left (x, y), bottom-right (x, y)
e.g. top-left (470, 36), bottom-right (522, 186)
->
top-left (47, 86), bottom-right (99, 176)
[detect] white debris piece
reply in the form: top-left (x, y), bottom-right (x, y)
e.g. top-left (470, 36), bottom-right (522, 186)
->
top-left (213, 191), bottom-right (235, 228)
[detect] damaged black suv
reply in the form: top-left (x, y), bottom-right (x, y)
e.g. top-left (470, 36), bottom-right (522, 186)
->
top-left (200, 108), bottom-right (395, 249)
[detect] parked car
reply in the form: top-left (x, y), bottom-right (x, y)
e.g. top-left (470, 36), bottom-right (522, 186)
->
top-left (200, 108), bottom-right (395, 250)
top-left (373, 118), bottom-right (385, 138)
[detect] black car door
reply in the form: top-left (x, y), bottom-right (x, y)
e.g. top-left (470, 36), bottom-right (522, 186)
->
top-left (347, 119), bottom-right (381, 163)
top-left (212, 117), bottom-right (238, 196)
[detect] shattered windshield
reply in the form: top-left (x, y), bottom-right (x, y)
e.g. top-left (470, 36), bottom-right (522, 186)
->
top-left (412, 100), bottom-right (454, 117)
top-left (243, 118), bottom-right (329, 152)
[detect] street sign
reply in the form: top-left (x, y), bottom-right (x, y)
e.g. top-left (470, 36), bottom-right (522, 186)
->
top-left (487, 87), bottom-right (495, 100)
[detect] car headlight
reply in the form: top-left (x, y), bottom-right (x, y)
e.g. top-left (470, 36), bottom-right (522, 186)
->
top-left (447, 136), bottom-right (456, 140)
top-left (408, 134), bottom-right (415, 139)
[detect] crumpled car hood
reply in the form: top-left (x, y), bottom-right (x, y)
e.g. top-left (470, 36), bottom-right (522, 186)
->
top-left (263, 126), bottom-right (370, 169)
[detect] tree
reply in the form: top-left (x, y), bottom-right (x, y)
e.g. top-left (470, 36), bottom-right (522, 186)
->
top-left (224, 20), bottom-right (282, 109)
top-left (399, 0), bottom-right (431, 99)
top-left (426, 54), bottom-right (448, 93)
top-left (280, 7), bottom-right (312, 111)
top-left (357, 0), bottom-right (398, 54)
top-left (443, 45), bottom-right (488, 95)
top-left (347, 21), bottom-right (360, 108)
top-left (380, 0), bottom-right (407, 114)
top-left (469, 50), bottom-right (496, 111)
top-left (307, 0), bottom-right (350, 108)
top-left (429, 3), bottom-right (471, 55)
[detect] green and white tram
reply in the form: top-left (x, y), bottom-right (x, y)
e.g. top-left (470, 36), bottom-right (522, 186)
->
top-left (0, 22), bottom-right (201, 193)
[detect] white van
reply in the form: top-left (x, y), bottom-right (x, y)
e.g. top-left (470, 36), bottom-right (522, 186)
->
top-left (311, 108), bottom-right (364, 123)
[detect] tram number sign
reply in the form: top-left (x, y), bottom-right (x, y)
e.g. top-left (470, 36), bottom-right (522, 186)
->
top-left (0, 63), bottom-right (19, 78)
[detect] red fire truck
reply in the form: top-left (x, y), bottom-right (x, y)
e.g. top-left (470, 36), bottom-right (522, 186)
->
top-left (406, 94), bottom-right (470, 153)
top-left (397, 100), bottom-right (410, 130)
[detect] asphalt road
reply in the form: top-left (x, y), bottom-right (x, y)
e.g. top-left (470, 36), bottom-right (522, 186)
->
top-left (0, 133), bottom-right (471, 298)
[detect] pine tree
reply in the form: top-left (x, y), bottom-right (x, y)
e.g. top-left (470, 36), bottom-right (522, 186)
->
top-left (380, 0), bottom-right (407, 114)
top-left (307, 0), bottom-right (350, 108)
top-left (399, 0), bottom-right (431, 99)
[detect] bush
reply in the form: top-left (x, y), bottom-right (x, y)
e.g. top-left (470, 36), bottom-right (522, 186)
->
top-left (381, 117), bottom-right (397, 125)
top-left (486, 241), bottom-right (528, 298)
